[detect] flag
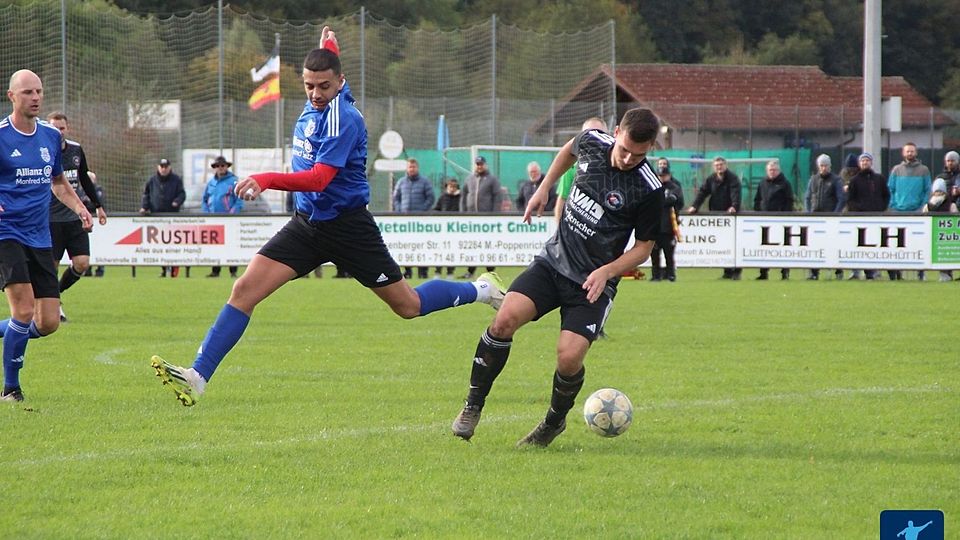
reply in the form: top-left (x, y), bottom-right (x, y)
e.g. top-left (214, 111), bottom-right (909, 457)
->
top-left (249, 46), bottom-right (280, 111)
top-left (248, 77), bottom-right (280, 111)
top-left (436, 114), bottom-right (450, 151)
top-left (250, 46), bottom-right (280, 82)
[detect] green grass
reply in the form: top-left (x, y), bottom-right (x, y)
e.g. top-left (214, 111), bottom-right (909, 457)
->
top-left (1, 267), bottom-right (956, 538)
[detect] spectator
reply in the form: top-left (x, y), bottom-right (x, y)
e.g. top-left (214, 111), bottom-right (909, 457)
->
top-left (434, 178), bottom-right (461, 277)
top-left (839, 152), bottom-right (860, 193)
top-left (887, 142), bottom-right (931, 280)
top-left (459, 155), bottom-right (502, 279)
top-left (516, 161), bottom-right (555, 214)
top-left (392, 158), bottom-right (435, 279)
top-left (554, 117), bottom-right (609, 222)
top-left (650, 157), bottom-right (683, 282)
top-left (922, 178), bottom-right (958, 282)
top-left (687, 156), bottom-right (742, 279)
top-left (754, 160), bottom-right (794, 280)
top-left (140, 158), bottom-right (186, 277)
top-left (936, 150), bottom-right (959, 205)
top-left (202, 156), bottom-right (243, 278)
top-left (846, 152), bottom-right (889, 280)
top-left (804, 154), bottom-right (845, 280)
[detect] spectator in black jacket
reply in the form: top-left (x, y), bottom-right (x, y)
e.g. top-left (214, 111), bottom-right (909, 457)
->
top-left (650, 158), bottom-right (683, 281)
top-left (140, 158), bottom-right (186, 277)
top-left (687, 156), bottom-right (742, 279)
top-left (846, 152), bottom-right (889, 280)
top-left (433, 178), bottom-right (461, 277)
top-left (754, 160), bottom-right (794, 280)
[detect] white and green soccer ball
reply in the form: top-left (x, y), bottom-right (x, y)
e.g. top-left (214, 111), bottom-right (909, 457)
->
top-left (582, 388), bottom-right (633, 437)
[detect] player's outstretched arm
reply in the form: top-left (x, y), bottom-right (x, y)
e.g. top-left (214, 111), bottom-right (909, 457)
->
top-left (581, 240), bottom-right (654, 303)
top-left (523, 138), bottom-right (576, 223)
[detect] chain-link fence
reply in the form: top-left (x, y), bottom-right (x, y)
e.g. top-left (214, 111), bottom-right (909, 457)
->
top-left (1, 1), bottom-right (956, 213)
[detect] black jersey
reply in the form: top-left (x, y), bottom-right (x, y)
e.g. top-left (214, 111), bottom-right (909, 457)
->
top-left (540, 129), bottom-right (664, 296)
top-left (49, 139), bottom-right (101, 222)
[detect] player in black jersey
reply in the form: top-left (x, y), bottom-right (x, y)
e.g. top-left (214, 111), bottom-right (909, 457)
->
top-left (46, 112), bottom-right (107, 321)
top-left (452, 108), bottom-right (665, 447)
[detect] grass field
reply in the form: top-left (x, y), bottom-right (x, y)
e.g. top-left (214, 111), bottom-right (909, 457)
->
top-left (1, 266), bottom-right (956, 538)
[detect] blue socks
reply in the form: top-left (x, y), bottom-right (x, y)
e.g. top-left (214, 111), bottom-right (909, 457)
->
top-left (2, 319), bottom-right (30, 388)
top-left (414, 280), bottom-right (478, 316)
top-left (0, 319), bottom-right (41, 339)
top-left (192, 304), bottom-right (250, 382)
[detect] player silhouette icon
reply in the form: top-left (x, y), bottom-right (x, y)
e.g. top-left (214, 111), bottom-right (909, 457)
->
top-left (897, 520), bottom-right (934, 540)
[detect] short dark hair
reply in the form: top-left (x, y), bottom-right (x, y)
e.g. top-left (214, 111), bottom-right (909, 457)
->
top-left (303, 48), bottom-right (341, 75)
top-left (618, 108), bottom-right (659, 144)
top-left (46, 111), bottom-right (68, 122)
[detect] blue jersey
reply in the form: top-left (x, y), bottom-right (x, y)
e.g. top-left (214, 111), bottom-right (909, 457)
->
top-left (291, 82), bottom-right (369, 221)
top-left (0, 116), bottom-right (63, 248)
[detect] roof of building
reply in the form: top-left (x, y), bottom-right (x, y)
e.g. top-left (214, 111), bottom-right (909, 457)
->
top-left (543, 63), bottom-right (952, 132)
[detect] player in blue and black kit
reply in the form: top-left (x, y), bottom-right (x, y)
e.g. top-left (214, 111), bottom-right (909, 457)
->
top-left (151, 28), bottom-right (506, 406)
top-left (0, 70), bottom-right (93, 402)
top-left (451, 108), bottom-right (665, 447)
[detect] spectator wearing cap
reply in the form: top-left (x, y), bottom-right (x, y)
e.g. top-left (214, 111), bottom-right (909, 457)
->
top-left (846, 152), bottom-right (889, 280)
top-left (140, 158), bottom-right (186, 277)
top-left (202, 156), bottom-right (243, 278)
top-left (458, 155), bottom-right (502, 279)
top-left (804, 154), bottom-right (846, 280)
top-left (937, 150), bottom-right (960, 204)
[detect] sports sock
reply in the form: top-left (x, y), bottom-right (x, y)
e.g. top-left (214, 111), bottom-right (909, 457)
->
top-left (0, 319), bottom-right (41, 338)
top-left (191, 304), bottom-right (250, 382)
top-left (545, 367), bottom-right (585, 427)
top-left (59, 265), bottom-right (84, 292)
top-left (2, 319), bottom-right (31, 388)
top-left (414, 279), bottom-right (478, 316)
top-left (466, 329), bottom-right (512, 408)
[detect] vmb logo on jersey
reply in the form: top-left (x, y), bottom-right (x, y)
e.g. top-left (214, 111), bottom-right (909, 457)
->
top-left (736, 217), bottom-right (829, 268)
top-left (836, 217), bottom-right (927, 270)
top-left (879, 510), bottom-right (944, 540)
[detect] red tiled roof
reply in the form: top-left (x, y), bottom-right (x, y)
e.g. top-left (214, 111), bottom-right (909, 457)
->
top-left (543, 64), bottom-right (952, 132)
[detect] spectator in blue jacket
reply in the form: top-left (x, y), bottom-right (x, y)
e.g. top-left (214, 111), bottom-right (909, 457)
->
top-left (887, 142), bottom-right (931, 280)
top-left (202, 156), bottom-right (243, 278)
top-left (392, 158), bottom-right (436, 278)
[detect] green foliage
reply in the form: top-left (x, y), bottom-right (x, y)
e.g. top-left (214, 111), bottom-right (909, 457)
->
top-left (754, 33), bottom-right (821, 66)
top-left (0, 268), bottom-right (956, 537)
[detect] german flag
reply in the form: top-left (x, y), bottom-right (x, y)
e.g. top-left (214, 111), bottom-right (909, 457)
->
top-left (248, 76), bottom-right (280, 110)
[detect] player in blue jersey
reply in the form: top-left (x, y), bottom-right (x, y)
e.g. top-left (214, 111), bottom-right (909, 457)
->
top-left (451, 108), bottom-right (664, 447)
top-left (0, 70), bottom-right (93, 402)
top-left (151, 27), bottom-right (506, 407)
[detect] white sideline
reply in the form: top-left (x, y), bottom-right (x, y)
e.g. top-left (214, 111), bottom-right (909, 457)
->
top-left (5, 384), bottom-right (948, 467)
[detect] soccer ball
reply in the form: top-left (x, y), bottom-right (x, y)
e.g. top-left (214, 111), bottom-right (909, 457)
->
top-left (582, 388), bottom-right (633, 437)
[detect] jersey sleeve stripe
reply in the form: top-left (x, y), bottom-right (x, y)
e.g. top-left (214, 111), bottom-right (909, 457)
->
top-left (638, 162), bottom-right (662, 190)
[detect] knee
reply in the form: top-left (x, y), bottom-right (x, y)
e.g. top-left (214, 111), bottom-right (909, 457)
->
top-left (36, 318), bottom-right (59, 336)
top-left (487, 314), bottom-right (521, 340)
top-left (73, 259), bottom-right (90, 273)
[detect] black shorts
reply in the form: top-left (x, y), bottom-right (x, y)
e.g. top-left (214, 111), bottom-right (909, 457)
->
top-left (50, 220), bottom-right (90, 261)
top-left (0, 239), bottom-right (60, 298)
top-left (509, 259), bottom-right (613, 342)
top-left (259, 208), bottom-right (403, 288)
